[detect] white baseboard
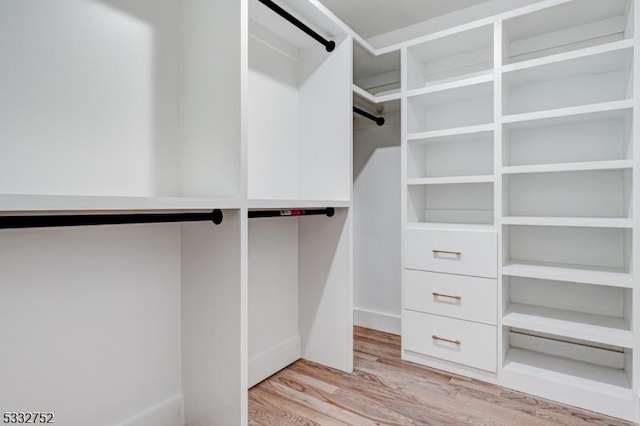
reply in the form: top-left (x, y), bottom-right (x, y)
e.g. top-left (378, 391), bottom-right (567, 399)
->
top-left (354, 308), bottom-right (401, 335)
top-left (119, 394), bottom-right (183, 426)
top-left (248, 335), bottom-right (301, 388)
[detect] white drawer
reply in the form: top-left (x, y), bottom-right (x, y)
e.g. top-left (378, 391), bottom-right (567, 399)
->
top-left (404, 270), bottom-right (496, 325)
top-left (403, 310), bottom-right (497, 372)
top-left (405, 228), bottom-right (497, 278)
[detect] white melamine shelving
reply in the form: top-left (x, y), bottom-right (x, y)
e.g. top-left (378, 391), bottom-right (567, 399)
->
top-left (407, 82), bottom-right (494, 133)
top-left (248, 0), bottom-right (351, 202)
top-left (503, 47), bottom-right (633, 116)
top-left (503, 0), bottom-right (633, 64)
top-left (400, 0), bottom-right (639, 421)
top-left (406, 24), bottom-right (494, 91)
top-left (503, 303), bottom-right (632, 347)
top-left (502, 160), bottom-right (634, 174)
top-left (246, 0), bottom-right (353, 392)
top-left (502, 261), bottom-right (633, 288)
top-left (503, 348), bottom-right (632, 397)
top-left (407, 176), bottom-right (494, 185)
top-left (353, 43), bottom-right (401, 99)
top-left (503, 104), bottom-right (634, 167)
top-left (0, 1), bottom-right (245, 425)
top-left (0, 195), bottom-right (242, 213)
top-left (501, 217), bottom-right (634, 228)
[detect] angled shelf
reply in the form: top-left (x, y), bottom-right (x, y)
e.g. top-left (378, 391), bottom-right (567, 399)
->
top-left (503, 303), bottom-right (632, 348)
top-left (406, 222), bottom-right (496, 232)
top-left (248, 199), bottom-right (350, 209)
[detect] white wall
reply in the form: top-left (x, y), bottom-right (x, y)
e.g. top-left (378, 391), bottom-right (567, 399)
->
top-left (353, 111), bottom-right (401, 334)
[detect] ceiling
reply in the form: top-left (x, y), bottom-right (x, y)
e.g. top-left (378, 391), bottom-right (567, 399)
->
top-left (318, 0), bottom-right (491, 38)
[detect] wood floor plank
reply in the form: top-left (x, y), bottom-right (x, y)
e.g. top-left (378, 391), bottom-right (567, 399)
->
top-left (249, 327), bottom-right (635, 426)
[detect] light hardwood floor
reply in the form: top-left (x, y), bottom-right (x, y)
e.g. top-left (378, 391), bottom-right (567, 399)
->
top-left (248, 327), bottom-right (635, 425)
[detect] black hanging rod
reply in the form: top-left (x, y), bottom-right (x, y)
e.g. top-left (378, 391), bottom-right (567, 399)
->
top-left (0, 210), bottom-right (223, 230)
top-left (353, 106), bottom-right (385, 126)
top-left (258, 0), bottom-right (336, 52)
top-left (249, 208), bottom-right (335, 219)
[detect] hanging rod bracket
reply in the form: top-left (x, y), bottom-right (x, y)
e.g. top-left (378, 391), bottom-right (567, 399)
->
top-left (258, 0), bottom-right (336, 52)
top-left (353, 106), bottom-right (385, 126)
top-left (0, 209), bottom-right (224, 230)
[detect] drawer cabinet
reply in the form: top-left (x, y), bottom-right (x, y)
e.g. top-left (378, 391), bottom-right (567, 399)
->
top-left (404, 310), bottom-right (497, 372)
top-left (405, 228), bottom-right (497, 278)
top-left (404, 269), bottom-right (496, 325)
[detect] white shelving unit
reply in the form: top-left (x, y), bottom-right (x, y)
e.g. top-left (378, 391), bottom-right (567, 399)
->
top-left (400, 0), bottom-right (640, 421)
top-left (246, 0), bottom-right (353, 390)
top-left (0, 1), bottom-right (245, 425)
top-left (1, 0), bottom-right (355, 425)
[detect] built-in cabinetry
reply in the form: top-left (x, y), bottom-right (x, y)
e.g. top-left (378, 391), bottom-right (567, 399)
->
top-left (401, 0), bottom-right (640, 421)
top-left (1, 0), bottom-right (354, 425)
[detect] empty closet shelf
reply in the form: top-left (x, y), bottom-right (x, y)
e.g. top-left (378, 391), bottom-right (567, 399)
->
top-left (407, 176), bottom-right (495, 185)
top-left (502, 262), bottom-right (632, 288)
top-left (503, 303), bottom-right (632, 348)
top-left (502, 217), bottom-right (633, 228)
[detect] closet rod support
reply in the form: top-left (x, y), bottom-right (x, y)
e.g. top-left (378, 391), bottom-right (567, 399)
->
top-left (353, 106), bottom-right (385, 126)
top-left (249, 208), bottom-right (335, 219)
top-left (0, 210), bottom-right (224, 229)
top-left (258, 0), bottom-right (336, 52)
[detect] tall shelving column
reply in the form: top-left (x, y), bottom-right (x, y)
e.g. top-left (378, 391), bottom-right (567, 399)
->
top-left (401, 21), bottom-right (499, 381)
top-left (498, 0), bottom-right (637, 421)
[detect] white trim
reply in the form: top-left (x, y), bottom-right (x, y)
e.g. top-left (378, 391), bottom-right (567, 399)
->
top-left (354, 307), bottom-right (401, 335)
top-left (118, 395), bottom-right (183, 426)
top-left (248, 336), bottom-right (301, 388)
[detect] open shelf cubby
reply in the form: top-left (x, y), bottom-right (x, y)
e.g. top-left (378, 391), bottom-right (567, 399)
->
top-left (503, 106), bottom-right (634, 168)
top-left (407, 82), bottom-right (493, 134)
top-left (407, 131), bottom-right (493, 179)
top-left (503, 276), bottom-right (632, 347)
top-left (503, 0), bottom-right (633, 65)
top-left (503, 169), bottom-right (633, 219)
top-left (406, 24), bottom-right (493, 91)
top-left (503, 328), bottom-right (633, 399)
top-left (354, 43), bottom-right (401, 98)
top-left (502, 47), bottom-right (633, 116)
top-left (248, 1), bottom-right (351, 201)
top-left (408, 183), bottom-right (494, 225)
top-left (503, 225), bottom-right (632, 276)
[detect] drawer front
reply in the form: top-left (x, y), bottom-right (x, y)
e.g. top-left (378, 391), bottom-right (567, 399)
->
top-left (405, 228), bottom-right (497, 278)
top-left (404, 270), bottom-right (497, 325)
top-left (403, 310), bottom-right (497, 372)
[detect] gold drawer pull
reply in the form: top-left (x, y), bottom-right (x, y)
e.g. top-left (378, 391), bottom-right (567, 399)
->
top-left (432, 291), bottom-right (461, 301)
top-left (432, 249), bottom-right (461, 256)
top-left (432, 335), bottom-right (461, 345)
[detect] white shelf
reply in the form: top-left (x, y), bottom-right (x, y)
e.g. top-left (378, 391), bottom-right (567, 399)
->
top-left (0, 194), bottom-right (242, 213)
top-left (406, 222), bottom-right (496, 232)
top-left (502, 261), bottom-right (633, 288)
top-left (406, 124), bottom-right (494, 141)
top-left (504, 348), bottom-right (632, 399)
top-left (406, 72), bottom-right (493, 98)
top-left (503, 303), bottom-right (632, 348)
top-left (502, 100), bottom-right (635, 125)
top-left (502, 39), bottom-right (634, 75)
top-left (502, 217), bottom-right (633, 228)
top-left (502, 160), bottom-right (634, 175)
top-left (407, 176), bottom-right (495, 185)
top-left (248, 199), bottom-right (350, 209)
top-left (353, 84), bottom-right (401, 104)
